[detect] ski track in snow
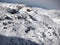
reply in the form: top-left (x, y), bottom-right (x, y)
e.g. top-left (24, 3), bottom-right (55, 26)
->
top-left (0, 2), bottom-right (60, 45)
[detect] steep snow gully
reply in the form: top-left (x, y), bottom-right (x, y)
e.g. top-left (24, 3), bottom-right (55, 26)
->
top-left (0, 2), bottom-right (60, 45)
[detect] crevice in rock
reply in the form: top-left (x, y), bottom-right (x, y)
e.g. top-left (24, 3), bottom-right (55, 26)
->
top-left (29, 15), bottom-right (37, 21)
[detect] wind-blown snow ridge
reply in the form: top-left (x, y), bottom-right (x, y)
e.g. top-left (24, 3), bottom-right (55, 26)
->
top-left (1, 0), bottom-right (60, 9)
top-left (0, 2), bottom-right (60, 45)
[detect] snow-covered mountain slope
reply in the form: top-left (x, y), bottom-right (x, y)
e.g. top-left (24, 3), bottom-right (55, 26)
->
top-left (0, 2), bottom-right (60, 45)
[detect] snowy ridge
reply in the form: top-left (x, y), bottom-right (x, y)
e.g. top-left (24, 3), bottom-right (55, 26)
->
top-left (1, 0), bottom-right (60, 9)
top-left (0, 3), bottom-right (60, 45)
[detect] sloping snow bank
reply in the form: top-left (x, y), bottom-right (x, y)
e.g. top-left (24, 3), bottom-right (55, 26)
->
top-left (0, 2), bottom-right (60, 45)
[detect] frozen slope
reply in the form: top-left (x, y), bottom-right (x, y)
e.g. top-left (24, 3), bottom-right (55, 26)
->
top-left (0, 3), bottom-right (60, 45)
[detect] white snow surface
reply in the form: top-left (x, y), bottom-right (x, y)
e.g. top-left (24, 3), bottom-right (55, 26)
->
top-left (0, 2), bottom-right (60, 45)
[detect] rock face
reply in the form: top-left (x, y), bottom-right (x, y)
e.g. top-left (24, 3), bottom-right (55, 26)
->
top-left (0, 2), bottom-right (60, 45)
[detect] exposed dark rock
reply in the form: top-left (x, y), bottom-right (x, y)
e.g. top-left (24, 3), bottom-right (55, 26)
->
top-left (25, 26), bottom-right (35, 33)
top-left (5, 16), bottom-right (13, 20)
top-left (17, 16), bottom-right (21, 19)
top-left (53, 32), bottom-right (57, 36)
top-left (25, 27), bottom-right (31, 33)
top-left (27, 9), bottom-right (32, 12)
top-left (3, 27), bottom-right (7, 29)
top-left (12, 28), bottom-right (16, 31)
top-left (7, 8), bottom-right (18, 14)
top-left (48, 27), bottom-right (51, 29)
top-left (3, 22), bottom-right (7, 25)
